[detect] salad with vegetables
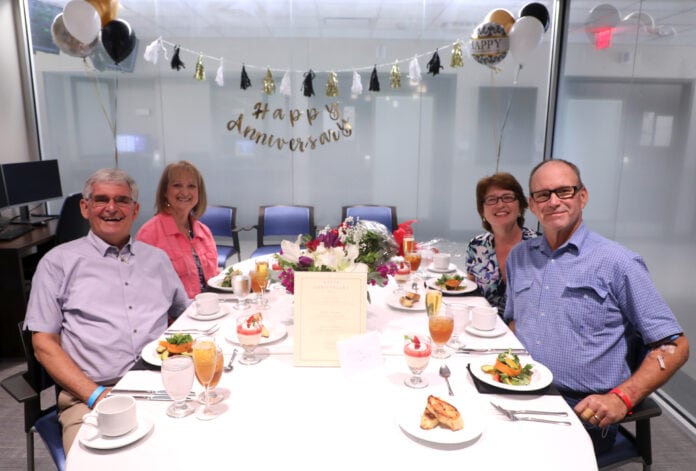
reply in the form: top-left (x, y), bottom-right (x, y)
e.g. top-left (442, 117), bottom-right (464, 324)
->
top-left (435, 274), bottom-right (465, 291)
top-left (480, 349), bottom-right (534, 386)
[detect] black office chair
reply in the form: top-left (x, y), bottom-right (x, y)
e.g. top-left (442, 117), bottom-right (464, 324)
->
top-left (54, 193), bottom-right (90, 245)
top-left (198, 205), bottom-right (241, 266)
top-left (247, 205), bottom-right (316, 258)
top-left (1, 323), bottom-right (65, 471)
top-left (342, 205), bottom-right (398, 232)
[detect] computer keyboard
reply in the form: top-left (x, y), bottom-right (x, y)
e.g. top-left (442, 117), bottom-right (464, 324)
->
top-left (0, 224), bottom-right (34, 241)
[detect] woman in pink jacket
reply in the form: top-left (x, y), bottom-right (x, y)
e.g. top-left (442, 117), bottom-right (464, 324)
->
top-left (137, 161), bottom-right (219, 298)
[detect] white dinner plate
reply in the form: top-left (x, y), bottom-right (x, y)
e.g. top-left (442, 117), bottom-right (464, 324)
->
top-left (427, 263), bottom-right (457, 274)
top-left (468, 355), bottom-right (554, 392)
top-left (79, 413), bottom-right (154, 450)
top-left (397, 394), bottom-right (486, 445)
top-left (426, 277), bottom-right (477, 295)
top-left (187, 303), bottom-right (231, 321)
top-left (386, 293), bottom-right (426, 312)
top-left (141, 339), bottom-right (166, 367)
top-left (465, 325), bottom-right (507, 338)
top-left (224, 321), bottom-right (288, 346)
top-left (206, 273), bottom-right (236, 292)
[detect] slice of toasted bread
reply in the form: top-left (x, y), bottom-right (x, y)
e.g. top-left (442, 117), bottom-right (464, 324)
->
top-left (426, 395), bottom-right (464, 431)
top-left (420, 407), bottom-right (439, 429)
top-left (405, 291), bottom-right (421, 302)
top-left (399, 296), bottom-right (415, 308)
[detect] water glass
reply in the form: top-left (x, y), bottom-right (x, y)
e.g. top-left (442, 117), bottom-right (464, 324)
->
top-left (161, 355), bottom-right (195, 418)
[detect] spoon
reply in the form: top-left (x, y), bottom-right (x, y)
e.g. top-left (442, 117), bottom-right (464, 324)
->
top-left (224, 348), bottom-right (238, 372)
top-left (439, 364), bottom-right (454, 396)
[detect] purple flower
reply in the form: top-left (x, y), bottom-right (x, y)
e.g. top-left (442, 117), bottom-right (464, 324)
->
top-left (316, 229), bottom-right (342, 248)
top-left (298, 256), bottom-right (314, 268)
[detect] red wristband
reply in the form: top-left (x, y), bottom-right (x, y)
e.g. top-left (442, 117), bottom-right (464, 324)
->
top-left (610, 387), bottom-right (633, 412)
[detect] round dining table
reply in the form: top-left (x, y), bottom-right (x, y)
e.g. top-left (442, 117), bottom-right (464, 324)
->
top-left (65, 256), bottom-right (598, 471)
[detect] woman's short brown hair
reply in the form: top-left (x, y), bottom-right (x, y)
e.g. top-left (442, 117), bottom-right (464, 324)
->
top-left (155, 160), bottom-right (208, 218)
top-left (475, 172), bottom-right (528, 232)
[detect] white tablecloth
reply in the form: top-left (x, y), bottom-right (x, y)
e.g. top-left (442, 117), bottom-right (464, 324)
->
top-left (66, 261), bottom-right (597, 471)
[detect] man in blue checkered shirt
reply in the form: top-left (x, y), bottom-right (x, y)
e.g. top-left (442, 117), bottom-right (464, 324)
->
top-left (504, 159), bottom-right (689, 454)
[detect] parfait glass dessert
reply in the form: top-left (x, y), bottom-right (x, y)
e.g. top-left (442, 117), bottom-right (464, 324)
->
top-left (236, 313), bottom-right (264, 365)
top-left (403, 334), bottom-right (432, 388)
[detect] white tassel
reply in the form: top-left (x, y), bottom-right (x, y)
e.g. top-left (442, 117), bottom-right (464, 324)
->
top-left (143, 37), bottom-right (167, 65)
top-left (215, 59), bottom-right (224, 86)
top-left (279, 70), bottom-right (292, 97)
top-left (351, 70), bottom-right (363, 95)
top-left (408, 55), bottom-right (421, 83)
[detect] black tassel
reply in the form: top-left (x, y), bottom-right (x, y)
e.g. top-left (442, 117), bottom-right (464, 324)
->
top-left (426, 50), bottom-right (443, 76)
top-left (171, 46), bottom-right (185, 71)
top-left (240, 65), bottom-right (252, 90)
top-left (301, 69), bottom-right (316, 97)
top-left (369, 66), bottom-right (380, 92)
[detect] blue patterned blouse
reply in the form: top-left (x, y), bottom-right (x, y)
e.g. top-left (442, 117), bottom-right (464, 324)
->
top-left (465, 227), bottom-right (538, 315)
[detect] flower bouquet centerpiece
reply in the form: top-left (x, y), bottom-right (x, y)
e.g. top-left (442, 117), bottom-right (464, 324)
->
top-left (275, 217), bottom-right (400, 296)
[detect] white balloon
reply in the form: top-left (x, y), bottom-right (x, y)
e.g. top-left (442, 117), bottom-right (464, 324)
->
top-left (508, 16), bottom-right (544, 65)
top-left (62, 0), bottom-right (101, 44)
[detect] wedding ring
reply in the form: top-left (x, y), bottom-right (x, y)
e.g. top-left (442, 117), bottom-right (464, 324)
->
top-left (593, 415), bottom-right (600, 421)
top-left (580, 408), bottom-right (595, 421)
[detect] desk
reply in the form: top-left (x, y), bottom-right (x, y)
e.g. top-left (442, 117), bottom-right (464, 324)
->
top-left (66, 258), bottom-right (598, 471)
top-left (0, 221), bottom-right (56, 357)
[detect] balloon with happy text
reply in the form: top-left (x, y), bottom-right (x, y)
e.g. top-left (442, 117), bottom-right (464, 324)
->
top-left (470, 22), bottom-right (509, 67)
top-left (519, 2), bottom-right (551, 32)
top-left (484, 9), bottom-right (515, 34)
top-left (62, 0), bottom-right (101, 44)
top-left (101, 19), bottom-right (136, 64)
top-left (51, 13), bottom-right (99, 58)
top-left (86, 0), bottom-right (120, 27)
top-left (509, 16), bottom-right (545, 65)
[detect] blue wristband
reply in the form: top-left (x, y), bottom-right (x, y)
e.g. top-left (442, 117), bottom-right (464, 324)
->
top-left (87, 385), bottom-right (106, 409)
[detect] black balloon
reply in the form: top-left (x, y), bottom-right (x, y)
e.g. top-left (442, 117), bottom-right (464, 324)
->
top-left (101, 19), bottom-right (136, 64)
top-left (519, 2), bottom-right (550, 32)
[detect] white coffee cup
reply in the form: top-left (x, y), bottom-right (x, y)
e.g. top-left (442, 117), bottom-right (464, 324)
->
top-left (471, 306), bottom-right (498, 331)
top-left (82, 395), bottom-right (138, 437)
top-left (432, 252), bottom-right (451, 270)
top-left (195, 292), bottom-right (219, 315)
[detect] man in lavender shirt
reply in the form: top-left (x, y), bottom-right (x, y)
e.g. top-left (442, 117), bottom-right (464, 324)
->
top-left (24, 168), bottom-right (190, 453)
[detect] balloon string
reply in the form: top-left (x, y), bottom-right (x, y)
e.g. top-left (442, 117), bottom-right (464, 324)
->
top-left (513, 64), bottom-right (523, 85)
top-left (83, 59), bottom-right (119, 167)
top-left (496, 93), bottom-right (513, 173)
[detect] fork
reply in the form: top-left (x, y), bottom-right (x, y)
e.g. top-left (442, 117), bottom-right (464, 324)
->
top-left (490, 402), bottom-right (572, 425)
top-left (164, 324), bottom-right (219, 335)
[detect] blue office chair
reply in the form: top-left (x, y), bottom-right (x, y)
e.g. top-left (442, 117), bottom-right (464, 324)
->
top-left (55, 193), bottom-right (90, 246)
top-left (1, 323), bottom-right (65, 471)
top-left (342, 205), bottom-right (398, 232)
top-left (198, 205), bottom-right (241, 266)
top-left (248, 205), bottom-right (315, 258)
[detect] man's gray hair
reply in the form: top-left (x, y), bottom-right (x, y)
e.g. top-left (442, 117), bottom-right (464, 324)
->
top-left (82, 168), bottom-right (139, 201)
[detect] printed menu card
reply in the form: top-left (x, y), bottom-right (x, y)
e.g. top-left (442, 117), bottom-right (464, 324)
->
top-left (293, 272), bottom-right (367, 366)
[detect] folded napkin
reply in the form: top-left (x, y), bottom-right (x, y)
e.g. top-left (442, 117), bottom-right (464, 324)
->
top-left (466, 364), bottom-right (560, 396)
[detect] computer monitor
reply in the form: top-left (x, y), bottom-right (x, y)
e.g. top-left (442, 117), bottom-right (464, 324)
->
top-left (1, 159), bottom-right (63, 225)
top-left (0, 169), bottom-right (7, 209)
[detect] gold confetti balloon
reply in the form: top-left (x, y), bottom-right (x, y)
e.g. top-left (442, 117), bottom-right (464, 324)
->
top-left (485, 8), bottom-right (515, 34)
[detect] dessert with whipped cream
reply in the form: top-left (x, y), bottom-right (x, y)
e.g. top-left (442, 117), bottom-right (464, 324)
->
top-left (404, 335), bottom-right (432, 373)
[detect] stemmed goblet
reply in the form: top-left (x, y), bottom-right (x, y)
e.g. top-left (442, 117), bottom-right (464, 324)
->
top-left (232, 274), bottom-right (251, 310)
top-left (393, 259), bottom-right (411, 294)
top-left (426, 289), bottom-right (454, 359)
top-left (403, 334), bottom-right (432, 388)
top-left (236, 314), bottom-right (264, 365)
top-left (192, 336), bottom-right (219, 420)
top-left (253, 260), bottom-right (270, 309)
top-left (198, 346), bottom-right (224, 405)
top-left (161, 355), bottom-right (195, 418)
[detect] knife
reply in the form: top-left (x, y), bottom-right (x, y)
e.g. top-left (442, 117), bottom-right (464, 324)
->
top-left (109, 389), bottom-right (196, 398)
top-left (457, 348), bottom-right (529, 354)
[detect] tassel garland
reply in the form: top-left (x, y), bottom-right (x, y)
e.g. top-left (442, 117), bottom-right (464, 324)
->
top-left (215, 60), bottom-right (224, 86)
top-left (390, 62), bottom-right (401, 88)
top-left (325, 71), bottom-right (339, 97)
top-left (369, 66), bottom-right (380, 92)
top-left (408, 56), bottom-right (421, 83)
top-left (240, 65), bottom-right (252, 90)
top-left (302, 69), bottom-right (316, 97)
top-left (194, 55), bottom-right (205, 81)
top-left (171, 46), bottom-right (185, 70)
top-left (427, 50), bottom-right (443, 76)
top-left (263, 68), bottom-right (276, 95)
top-left (279, 71), bottom-right (292, 97)
top-left (351, 70), bottom-right (363, 95)
top-left (450, 41), bottom-right (464, 68)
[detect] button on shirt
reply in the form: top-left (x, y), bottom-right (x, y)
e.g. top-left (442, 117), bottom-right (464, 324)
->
top-left (504, 223), bottom-right (682, 393)
top-left (25, 231), bottom-right (191, 383)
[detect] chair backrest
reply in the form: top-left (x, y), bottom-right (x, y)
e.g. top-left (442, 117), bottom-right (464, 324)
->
top-left (54, 193), bottom-right (90, 246)
top-left (199, 205), bottom-right (236, 237)
top-left (342, 205), bottom-right (398, 232)
top-left (257, 205), bottom-right (315, 248)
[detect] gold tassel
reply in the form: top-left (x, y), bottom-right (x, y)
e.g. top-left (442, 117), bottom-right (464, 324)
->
top-left (390, 62), bottom-right (401, 88)
top-left (325, 71), bottom-right (339, 97)
top-left (194, 55), bottom-right (205, 81)
top-left (263, 68), bottom-right (276, 95)
top-left (451, 41), bottom-right (464, 68)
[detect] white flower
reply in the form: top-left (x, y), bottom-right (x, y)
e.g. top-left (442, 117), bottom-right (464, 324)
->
top-left (278, 235), bottom-right (303, 264)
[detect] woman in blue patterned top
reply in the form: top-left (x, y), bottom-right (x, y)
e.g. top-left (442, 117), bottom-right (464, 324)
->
top-left (465, 173), bottom-right (537, 317)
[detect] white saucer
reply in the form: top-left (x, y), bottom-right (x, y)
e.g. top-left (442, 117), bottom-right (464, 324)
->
top-left (465, 325), bottom-right (507, 338)
top-left (79, 414), bottom-right (154, 450)
top-left (427, 263), bottom-right (457, 274)
top-left (188, 303), bottom-right (231, 321)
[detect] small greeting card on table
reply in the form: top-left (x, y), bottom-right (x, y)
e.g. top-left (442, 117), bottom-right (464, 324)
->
top-left (293, 272), bottom-right (367, 366)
